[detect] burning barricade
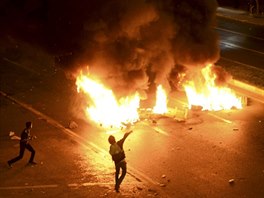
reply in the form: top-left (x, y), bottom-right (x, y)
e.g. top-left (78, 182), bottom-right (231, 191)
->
top-left (75, 63), bottom-right (245, 131)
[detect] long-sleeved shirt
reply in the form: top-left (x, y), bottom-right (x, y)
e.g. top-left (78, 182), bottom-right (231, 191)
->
top-left (109, 132), bottom-right (131, 164)
top-left (20, 128), bottom-right (31, 144)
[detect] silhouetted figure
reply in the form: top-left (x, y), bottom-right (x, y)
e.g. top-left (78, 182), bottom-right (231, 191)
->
top-left (8, 121), bottom-right (37, 167)
top-left (108, 131), bottom-right (132, 192)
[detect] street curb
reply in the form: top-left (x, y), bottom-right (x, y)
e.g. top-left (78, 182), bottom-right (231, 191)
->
top-left (229, 79), bottom-right (264, 103)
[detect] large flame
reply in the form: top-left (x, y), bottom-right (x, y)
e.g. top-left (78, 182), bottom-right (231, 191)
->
top-left (153, 85), bottom-right (168, 114)
top-left (76, 71), bottom-right (140, 128)
top-left (183, 64), bottom-right (242, 111)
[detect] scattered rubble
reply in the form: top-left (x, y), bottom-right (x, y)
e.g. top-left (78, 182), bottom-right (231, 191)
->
top-left (68, 121), bottom-right (78, 129)
top-left (152, 120), bottom-right (157, 124)
top-left (147, 188), bottom-right (158, 196)
top-left (228, 179), bottom-right (235, 185)
top-left (137, 186), bottom-right (143, 191)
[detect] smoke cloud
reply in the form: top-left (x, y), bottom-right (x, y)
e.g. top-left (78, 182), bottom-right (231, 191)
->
top-left (1, 0), bottom-right (220, 98)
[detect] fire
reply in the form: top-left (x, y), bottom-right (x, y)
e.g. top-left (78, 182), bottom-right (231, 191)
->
top-left (76, 71), bottom-right (140, 128)
top-left (75, 63), bottom-right (243, 129)
top-left (153, 85), bottom-right (168, 114)
top-left (183, 64), bottom-right (242, 111)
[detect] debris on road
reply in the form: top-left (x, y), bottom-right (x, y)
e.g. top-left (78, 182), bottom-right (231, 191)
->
top-left (229, 179), bottom-right (235, 184)
top-left (152, 119), bottom-right (157, 124)
top-left (68, 121), bottom-right (78, 129)
top-left (137, 186), bottom-right (143, 191)
top-left (147, 188), bottom-right (159, 196)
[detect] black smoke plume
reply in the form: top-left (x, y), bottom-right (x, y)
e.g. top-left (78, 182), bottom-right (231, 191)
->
top-left (1, 0), bottom-right (220, 98)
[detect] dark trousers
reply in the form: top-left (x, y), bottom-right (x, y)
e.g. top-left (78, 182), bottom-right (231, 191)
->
top-left (8, 142), bottom-right (35, 165)
top-left (115, 161), bottom-right (127, 189)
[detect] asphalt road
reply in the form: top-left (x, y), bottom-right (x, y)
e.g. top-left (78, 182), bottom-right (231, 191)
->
top-left (0, 52), bottom-right (160, 197)
top-left (1, 10), bottom-right (264, 198)
top-left (217, 17), bottom-right (264, 69)
top-left (1, 32), bottom-right (264, 198)
top-left (216, 16), bottom-right (264, 89)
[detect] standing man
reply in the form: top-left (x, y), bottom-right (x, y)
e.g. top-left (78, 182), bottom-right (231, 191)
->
top-left (8, 121), bottom-right (37, 167)
top-left (108, 131), bottom-right (132, 192)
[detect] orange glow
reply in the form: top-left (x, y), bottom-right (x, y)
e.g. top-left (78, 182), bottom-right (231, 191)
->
top-left (183, 64), bottom-right (242, 111)
top-left (153, 85), bottom-right (168, 114)
top-left (76, 71), bottom-right (140, 128)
